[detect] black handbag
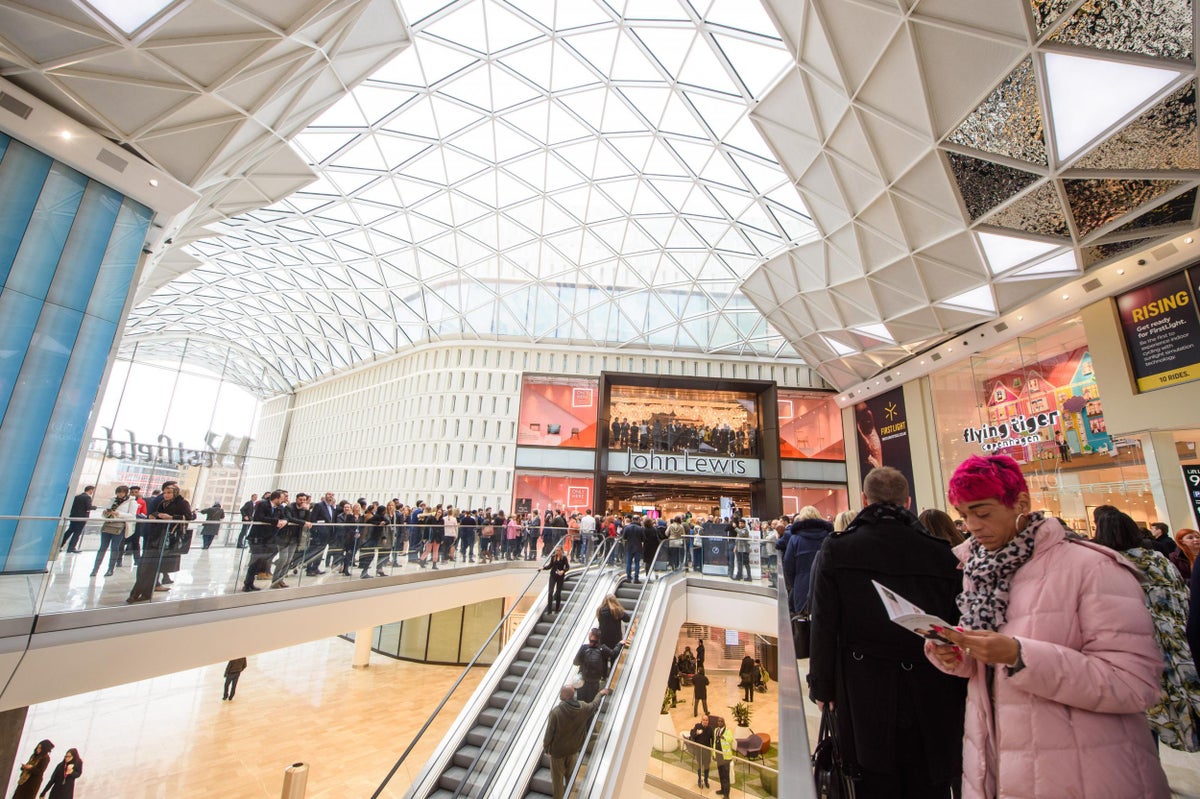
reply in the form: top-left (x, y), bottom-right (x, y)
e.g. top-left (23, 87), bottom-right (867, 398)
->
top-left (812, 705), bottom-right (856, 799)
top-left (792, 615), bottom-right (811, 659)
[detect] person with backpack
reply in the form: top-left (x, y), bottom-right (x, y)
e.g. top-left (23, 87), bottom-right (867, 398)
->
top-left (573, 627), bottom-right (622, 702)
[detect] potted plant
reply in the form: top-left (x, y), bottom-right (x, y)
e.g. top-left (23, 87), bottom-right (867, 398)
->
top-left (729, 701), bottom-right (753, 739)
top-left (654, 688), bottom-right (679, 753)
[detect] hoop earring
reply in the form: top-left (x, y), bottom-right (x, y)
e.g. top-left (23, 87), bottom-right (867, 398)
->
top-left (1015, 513), bottom-right (1029, 533)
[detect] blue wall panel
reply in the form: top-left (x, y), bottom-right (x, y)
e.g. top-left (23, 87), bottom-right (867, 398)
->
top-left (0, 136), bottom-right (152, 571)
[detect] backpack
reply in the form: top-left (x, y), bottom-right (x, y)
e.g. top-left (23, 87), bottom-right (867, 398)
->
top-left (577, 645), bottom-right (608, 681)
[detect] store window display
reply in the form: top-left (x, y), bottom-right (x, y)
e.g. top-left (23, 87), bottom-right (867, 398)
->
top-left (930, 317), bottom-right (1160, 534)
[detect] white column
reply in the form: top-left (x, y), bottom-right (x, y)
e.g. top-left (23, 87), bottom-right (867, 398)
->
top-left (352, 627), bottom-right (373, 669)
top-left (1141, 431), bottom-right (1194, 531)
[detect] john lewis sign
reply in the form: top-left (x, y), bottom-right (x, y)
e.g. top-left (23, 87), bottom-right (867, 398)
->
top-left (607, 448), bottom-right (761, 480)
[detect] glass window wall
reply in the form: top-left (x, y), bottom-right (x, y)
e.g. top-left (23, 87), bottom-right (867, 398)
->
top-left (929, 316), bottom-right (1158, 534)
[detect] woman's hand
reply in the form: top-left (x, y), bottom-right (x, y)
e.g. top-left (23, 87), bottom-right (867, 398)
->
top-left (935, 626), bottom-right (1020, 667)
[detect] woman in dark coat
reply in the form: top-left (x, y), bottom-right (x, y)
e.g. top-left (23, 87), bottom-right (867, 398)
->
top-left (11, 739), bottom-right (52, 799)
top-left (38, 748), bottom-right (80, 799)
top-left (596, 593), bottom-right (630, 649)
top-left (544, 546), bottom-right (569, 613)
top-left (738, 655), bottom-right (757, 702)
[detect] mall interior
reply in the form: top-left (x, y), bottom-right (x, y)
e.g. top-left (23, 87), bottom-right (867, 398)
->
top-left (4, 0), bottom-right (1200, 797)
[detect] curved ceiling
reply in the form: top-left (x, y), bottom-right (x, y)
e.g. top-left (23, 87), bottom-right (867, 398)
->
top-left (117, 0), bottom-right (818, 393)
top-left (745, 0), bottom-right (1200, 391)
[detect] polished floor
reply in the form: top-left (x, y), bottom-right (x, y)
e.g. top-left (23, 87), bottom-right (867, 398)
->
top-left (5, 636), bottom-right (484, 798)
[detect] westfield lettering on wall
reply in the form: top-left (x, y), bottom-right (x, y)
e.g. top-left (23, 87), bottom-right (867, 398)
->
top-left (92, 427), bottom-right (252, 469)
top-left (608, 448), bottom-right (762, 480)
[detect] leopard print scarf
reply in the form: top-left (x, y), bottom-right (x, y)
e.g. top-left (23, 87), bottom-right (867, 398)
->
top-left (956, 511), bottom-right (1042, 631)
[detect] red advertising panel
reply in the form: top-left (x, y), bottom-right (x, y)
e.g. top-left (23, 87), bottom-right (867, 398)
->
top-left (777, 390), bottom-right (844, 460)
top-left (1116, 270), bottom-right (1200, 392)
top-left (517, 377), bottom-right (598, 448)
top-left (513, 472), bottom-right (596, 515)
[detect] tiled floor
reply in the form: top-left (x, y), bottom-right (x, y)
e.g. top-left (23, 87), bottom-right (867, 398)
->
top-left (5, 636), bottom-right (483, 798)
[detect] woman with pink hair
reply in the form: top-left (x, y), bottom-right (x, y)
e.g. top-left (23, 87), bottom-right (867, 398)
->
top-left (927, 454), bottom-right (1168, 798)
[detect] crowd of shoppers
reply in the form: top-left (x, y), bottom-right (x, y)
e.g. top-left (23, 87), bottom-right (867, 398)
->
top-left (608, 415), bottom-right (758, 457)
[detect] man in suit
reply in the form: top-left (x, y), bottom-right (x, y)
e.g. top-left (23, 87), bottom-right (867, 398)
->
top-left (61, 486), bottom-right (95, 553)
top-left (309, 492), bottom-right (337, 574)
top-left (808, 467), bottom-right (965, 799)
top-left (273, 493), bottom-right (311, 588)
top-left (244, 491), bottom-right (286, 592)
top-left (236, 493), bottom-right (258, 548)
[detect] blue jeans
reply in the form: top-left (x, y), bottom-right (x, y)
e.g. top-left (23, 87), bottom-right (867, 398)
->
top-left (92, 532), bottom-right (122, 574)
top-left (625, 547), bottom-right (641, 582)
top-left (692, 546), bottom-right (702, 572)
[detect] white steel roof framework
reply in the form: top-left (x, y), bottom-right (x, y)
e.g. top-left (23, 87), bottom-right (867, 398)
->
top-left (124, 0), bottom-right (818, 395)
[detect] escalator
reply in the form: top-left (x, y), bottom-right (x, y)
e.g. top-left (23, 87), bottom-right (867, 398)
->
top-left (429, 570), bottom-right (588, 797)
top-left (521, 577), bottom-right (642, 797)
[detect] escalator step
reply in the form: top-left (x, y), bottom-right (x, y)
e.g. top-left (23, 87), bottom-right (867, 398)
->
top-left (525, 792), bottom-right (554, 799)
top-left (508, 661), bottom-right (529, 676)
top-left (499, 675), bottom-right (521, 692)
top-left (465, 726), bottom-right (490, 746)
top-left (452, 745), bottom-right (481, 768)
top-left (533, 622), bottom-right (552, 635)
top-left (478, 707), bottom-right (501, 726)
top-left (427, 790), bottom-right (456, 799)
top-left (527, 634), bottom-right (546, 647)
top-left (529, 767), bottom-right (553, 794)
top-left (437, 766), bottom-right (466, 791)
top-left (487, 690), bottom-right (513, 709)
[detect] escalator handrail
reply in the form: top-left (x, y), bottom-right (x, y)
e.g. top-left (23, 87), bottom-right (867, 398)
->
top-left (562, 531), bottom-right (677, 798)
top-left (370, 529), bottom-right (574, 799)
top-left (776, 577), bottom-right (817, 798)
top-left (451, 530), bottom-right (624, 798)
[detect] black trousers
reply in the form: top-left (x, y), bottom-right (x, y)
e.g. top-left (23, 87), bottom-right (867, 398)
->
top-left (62, 521), bottom-right (86, 552)
top-left (548, 572), bottom-right (565, 611)
top-left (223, 673), bottom-right (241, 699)
top-left (717, 760), bottom-right (730, 795)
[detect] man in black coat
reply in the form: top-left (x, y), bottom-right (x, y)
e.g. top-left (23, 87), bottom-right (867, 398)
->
top-left (244, 491), bottom-right (286, 592)
top-left (61, 486), bottom-right (95, 553)
top-left (808, 466), bottom-right (965, 799)
top-left (621, 515), bottom-right (644, 583)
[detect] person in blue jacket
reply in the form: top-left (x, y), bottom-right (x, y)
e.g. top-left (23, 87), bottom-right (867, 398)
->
top-left (783, 506), bottom-right (833, 615)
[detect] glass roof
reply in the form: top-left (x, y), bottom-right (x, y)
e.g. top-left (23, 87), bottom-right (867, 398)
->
top-left (125, 0), bottom-right (814, 394)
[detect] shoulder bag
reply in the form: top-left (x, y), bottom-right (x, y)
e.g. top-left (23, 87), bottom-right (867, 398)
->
top-left (812, 704), bottom-right (855, 799)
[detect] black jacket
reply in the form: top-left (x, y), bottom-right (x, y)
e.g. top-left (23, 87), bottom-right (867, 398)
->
top-left (69, 492), bottom-right (94, 520)
top-left (574, 641), bottom-right (619, 682)
top-left (597, 605), bottom-right (630, 649)
top-left (621, 522), bottom-right (644, 553)
top-left (808, 502), bottom-right (965, 780)
top-left (251, 499), bottom-right (281, 545)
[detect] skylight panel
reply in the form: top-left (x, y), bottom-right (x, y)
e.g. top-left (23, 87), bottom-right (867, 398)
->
top-left (703, 0), bottom-right (782, 39)
top-left (1043, 52), bottom-right (1180, 161)
top-left (86, 0), bottom-right (173, 34)
top-left (634, 27), bottom-right (696, 78)
top-left (712, 33), bottom-right (790, 96)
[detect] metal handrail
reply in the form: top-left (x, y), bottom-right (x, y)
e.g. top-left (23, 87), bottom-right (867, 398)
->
top-left (450, 531), bottom-right (621, 798)
top-left (370, 529), bottom-right (575, 799)
top-left (775, 579), bottom-right (816, 798)
top-left (562, 530), bottom-right (677, 798)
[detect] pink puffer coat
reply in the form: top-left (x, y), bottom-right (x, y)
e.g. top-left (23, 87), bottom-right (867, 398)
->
top-left (927, 518), bottom-right (1169, 798)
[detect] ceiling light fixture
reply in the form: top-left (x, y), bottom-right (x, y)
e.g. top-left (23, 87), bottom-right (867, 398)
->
top-left (1062, 293), bottom-right (1070, 300)
top-left (1116, 268), bottom-right (1125, 275)
top-left (148, 178), bottom-right (159, 187)
top-left (1187, 237), bottom-right (1195, 245)
top-left (59, 130), bottom-right (72, 140)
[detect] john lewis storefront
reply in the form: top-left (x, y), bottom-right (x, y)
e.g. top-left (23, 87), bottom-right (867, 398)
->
top-left (512, 373), bottom-right (848, 522)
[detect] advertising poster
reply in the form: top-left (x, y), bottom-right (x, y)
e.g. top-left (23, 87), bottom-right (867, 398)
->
top-left (1117, 270), bottom-right (1200, 392)
top-left (1183, 465), bottom-right (1200, 527)
top-left (854, 387), bottom-right (916, 509)
top-left (747, 517), bottom-right (762, 580)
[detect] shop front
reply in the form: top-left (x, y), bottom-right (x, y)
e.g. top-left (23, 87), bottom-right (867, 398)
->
top-left (512, 373), bottom-right (849, 524)
top-left (928, 315), bottom-right (1162, 533)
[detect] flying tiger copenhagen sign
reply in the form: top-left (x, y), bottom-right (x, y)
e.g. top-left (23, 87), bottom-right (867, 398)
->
top-left (607, 448), bottom-right (761, 479)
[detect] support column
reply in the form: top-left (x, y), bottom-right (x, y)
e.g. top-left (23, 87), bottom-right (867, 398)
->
top-left (0, 706), bottom-right (29, 793)
top-left (353, 628), bottom-right (373, 669)
top-left (1141, 432), bottom-right (1194, 531)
